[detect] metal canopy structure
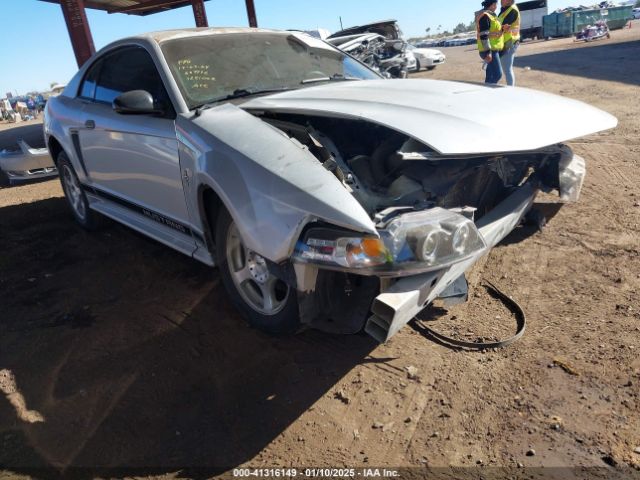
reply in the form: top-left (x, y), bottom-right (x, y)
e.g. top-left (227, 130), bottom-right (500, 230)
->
top-left (37, 0), bottom-right (259, 67)
top-left (39, 0), bottom-right (210, 16)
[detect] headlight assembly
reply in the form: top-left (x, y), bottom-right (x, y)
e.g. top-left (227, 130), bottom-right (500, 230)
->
top-left (295, 232), bottom-right (390, 269)
top-left (293, 207), bottom-right (487, 276)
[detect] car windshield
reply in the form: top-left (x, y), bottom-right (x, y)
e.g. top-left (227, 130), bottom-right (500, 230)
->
top-left (160, 31), bottom-right (381, 109)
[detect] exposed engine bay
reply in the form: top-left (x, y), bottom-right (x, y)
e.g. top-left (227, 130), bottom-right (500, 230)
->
top-left (249, 111), bottom-right (570, 335)
top-left (255, 112), bottom-right (565, 221)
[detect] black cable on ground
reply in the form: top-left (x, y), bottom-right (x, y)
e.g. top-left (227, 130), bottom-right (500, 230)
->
top-left (412, 280), bottom-right (526, 351)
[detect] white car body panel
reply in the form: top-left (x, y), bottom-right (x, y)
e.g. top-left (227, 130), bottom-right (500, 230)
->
top-left (177, 103), bottom-right (377, 263)
top-left (78, 101), bottom-right (189, 224)
top-left (243, 79), bottom-right (618, 154)
top-left (0, 140), bottom-right (55, 182)
top-left (405, 50), bottom-right (418, 71)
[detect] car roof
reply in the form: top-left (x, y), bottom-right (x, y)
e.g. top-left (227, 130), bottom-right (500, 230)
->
top-left (121, 27), bottom-right (290, 45)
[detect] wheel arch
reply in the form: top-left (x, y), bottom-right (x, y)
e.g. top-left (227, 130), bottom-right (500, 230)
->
top-left (197, 181), bottom-right (228, 253)
top-left (47, 136), bottom-right (64, 165)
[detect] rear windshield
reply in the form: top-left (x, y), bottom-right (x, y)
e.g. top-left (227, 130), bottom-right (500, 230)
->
top-left (161, 32), bottom-right (380, 109)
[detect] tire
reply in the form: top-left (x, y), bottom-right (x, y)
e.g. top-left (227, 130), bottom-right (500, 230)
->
top-left (427, 66), bottom-right (436, 71)
top-left (415, 59), bottom-right (421, 71)
top-left (214, 207), bottom-right (300, 335)
top-left (57, 151), bottom-right (100, 230)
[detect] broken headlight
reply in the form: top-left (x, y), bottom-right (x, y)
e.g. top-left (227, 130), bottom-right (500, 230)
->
top-left (293, 208), bottom-right (487, 276)
top-left (294, 231), bottom-right (390, 269)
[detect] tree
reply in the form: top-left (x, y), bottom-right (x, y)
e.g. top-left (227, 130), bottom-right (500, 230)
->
top-left (452, 22), bottom-right (466, 34)
top-left (49, 82), bottom-right (58, 89)
top-left (636, 0), bottom-right (640, 7)
top-left (425, 27), bottom-right (431, 34)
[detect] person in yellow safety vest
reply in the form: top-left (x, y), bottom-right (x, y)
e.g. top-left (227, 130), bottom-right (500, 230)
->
top-left (476, 0), bottom-right (504, 84)
top-left (499, 0), bottom-right (521, 86)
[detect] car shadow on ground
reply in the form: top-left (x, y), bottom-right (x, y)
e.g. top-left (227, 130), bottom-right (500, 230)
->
top-left (497, 202), bottom-right (564, 247)
top-left (0, 197), bottom-right (380, 477)
top-left (516, 38), bottom-right (640, 86)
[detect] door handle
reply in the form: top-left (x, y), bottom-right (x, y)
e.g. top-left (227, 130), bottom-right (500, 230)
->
top-left (85, 120), bottom-right (95, 129)
top-left (182, 168), bottom-right (191, 186)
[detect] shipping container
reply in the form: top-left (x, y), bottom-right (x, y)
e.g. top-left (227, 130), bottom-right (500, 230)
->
top-left (519, 0), bottom-right (548, 39)
top-left (542, 5), bottom-right (632, 38)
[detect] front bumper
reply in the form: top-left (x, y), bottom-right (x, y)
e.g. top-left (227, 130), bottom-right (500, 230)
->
top-left (0, 140), bottom-right (56, 183)
top-left (423, 56), bottom-right (446, 67)
top-left (364, 153), bottom-right (586, 343)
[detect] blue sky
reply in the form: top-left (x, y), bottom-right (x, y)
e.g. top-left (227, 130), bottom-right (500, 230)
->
top-left (2, 0), bottom-right (584, 95)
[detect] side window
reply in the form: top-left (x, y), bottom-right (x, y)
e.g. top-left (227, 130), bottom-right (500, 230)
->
top-left (79, 60), bottom-right (101, 99)
top-left (94, 47), bottom-right (171, 110)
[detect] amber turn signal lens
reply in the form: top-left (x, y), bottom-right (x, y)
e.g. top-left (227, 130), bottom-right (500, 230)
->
top-left (361, 238), bottom-right (386, 257)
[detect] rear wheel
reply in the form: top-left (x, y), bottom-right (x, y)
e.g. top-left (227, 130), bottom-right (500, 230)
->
top-left (58, 152), bottom-right (100, 230)
top-left (215, 207), bottom-right (300, 334)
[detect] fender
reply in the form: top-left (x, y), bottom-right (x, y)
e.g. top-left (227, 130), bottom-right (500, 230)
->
top-left (175, 103), bottom-right (376, 263)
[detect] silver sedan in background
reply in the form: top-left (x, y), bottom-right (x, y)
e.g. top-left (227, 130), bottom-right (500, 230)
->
top-left (44, 28), bottom-right (616, 343)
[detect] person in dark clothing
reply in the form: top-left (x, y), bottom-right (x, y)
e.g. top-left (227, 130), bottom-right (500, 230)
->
top-left (476, 0), bottom-right (504, 84)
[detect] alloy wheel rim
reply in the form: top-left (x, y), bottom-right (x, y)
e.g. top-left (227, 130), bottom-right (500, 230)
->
top-left (226, 222), bottom-right (289, 315)
top-left (62, 165), bottom-right (86, 220)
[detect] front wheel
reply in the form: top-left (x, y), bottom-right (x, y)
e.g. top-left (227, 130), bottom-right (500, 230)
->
top-left (58, 152), bottom-right (100, 230)
top-left (215, 208), bottom-right (300, 334)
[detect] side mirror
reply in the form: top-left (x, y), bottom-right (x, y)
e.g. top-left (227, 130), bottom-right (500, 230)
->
top-left (113, 90), bottom-right (164, 115)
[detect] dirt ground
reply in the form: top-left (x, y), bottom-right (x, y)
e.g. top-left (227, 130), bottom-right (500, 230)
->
top-left (1, 23), bottom-right (639, 479)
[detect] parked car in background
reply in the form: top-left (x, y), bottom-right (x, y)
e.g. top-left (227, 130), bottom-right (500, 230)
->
top-left (632, 7), bottom-right (640, 19)
top-left (44, 28), bottom-right (616, 343)
top-left (405, 49), bottom-right (418, 72)
top-left (49, 84), bottom-right (67, 97)
top-left (414, 40), bottom-right (437, 48)
top-left (0, 139), bottom-right (55, 183)
top-left (328, 20), bottom-right (409, 78)
top-left (326, 32), bottom-right (407, 78)
top-left (407, 44), bottom-right (446, 71)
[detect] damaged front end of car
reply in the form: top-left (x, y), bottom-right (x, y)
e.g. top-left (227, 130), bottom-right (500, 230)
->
top-left (186, 79), bottom-right (614, 343)
top-left (251, 112), bottom-right (586, 341)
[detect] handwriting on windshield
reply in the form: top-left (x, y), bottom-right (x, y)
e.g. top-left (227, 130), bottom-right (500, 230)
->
top-left (177, 59), bottom-right (214, 90)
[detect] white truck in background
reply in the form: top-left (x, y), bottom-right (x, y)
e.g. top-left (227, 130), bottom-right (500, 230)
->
top-left (519, 0), bottom-right (548, 40)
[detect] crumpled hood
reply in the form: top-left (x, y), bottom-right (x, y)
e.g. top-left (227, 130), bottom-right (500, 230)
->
top-left (242, 79), bottom-right (617, 155)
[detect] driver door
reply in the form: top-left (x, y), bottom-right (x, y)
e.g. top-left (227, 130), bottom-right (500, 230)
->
top-left (76, 46), bottom-right (191, 234)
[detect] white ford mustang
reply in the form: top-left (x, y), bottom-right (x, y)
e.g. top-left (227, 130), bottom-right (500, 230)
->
top-left (44, 28), bottom-right (616, 342)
